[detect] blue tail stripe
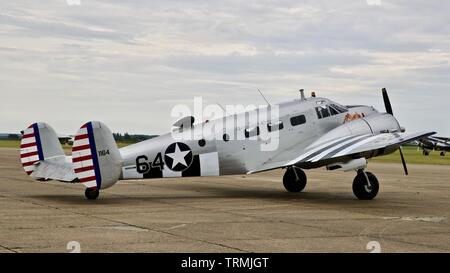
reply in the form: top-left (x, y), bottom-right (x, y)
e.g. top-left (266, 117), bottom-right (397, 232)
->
top-left (32, 123), bottom-right (44, 161)
top-left (86, 122), bottom-right (102, 189)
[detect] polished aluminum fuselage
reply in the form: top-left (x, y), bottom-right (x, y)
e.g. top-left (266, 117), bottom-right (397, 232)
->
top-left (118, 97), bottom-right (386, 180)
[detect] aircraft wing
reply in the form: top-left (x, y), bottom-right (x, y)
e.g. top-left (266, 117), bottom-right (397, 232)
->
top-left (248, 131), bottom-right (435, 174)
top-left (30, 158), bottom-right (77, 182)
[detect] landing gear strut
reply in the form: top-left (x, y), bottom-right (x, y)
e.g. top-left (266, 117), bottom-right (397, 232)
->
top-left (283, 167), bottom-right (307, 192)
top-left (352, 169), bottom-right (379, 200)
top-left (85, 188), bottom-right (100, 200)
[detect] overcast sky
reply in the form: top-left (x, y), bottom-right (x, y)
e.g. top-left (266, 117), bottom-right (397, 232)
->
top-left (1, 0), bottom-right (449, 136)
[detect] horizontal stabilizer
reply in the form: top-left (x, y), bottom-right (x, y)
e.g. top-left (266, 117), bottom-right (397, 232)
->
top-left (31, 159), bottom-right (77, 182)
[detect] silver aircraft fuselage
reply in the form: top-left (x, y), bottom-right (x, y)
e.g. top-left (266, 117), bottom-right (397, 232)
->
top-left (118, 97), bottom-right (388, 180)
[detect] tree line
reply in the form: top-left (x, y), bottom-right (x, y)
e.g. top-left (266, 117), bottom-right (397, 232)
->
top-left (112, 133), bottom-right (158, 143)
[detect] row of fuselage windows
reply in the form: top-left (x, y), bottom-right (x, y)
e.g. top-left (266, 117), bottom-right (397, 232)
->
top-left (239, 104), bottom-right (348, 139)
top-left (241, 114), bottom-right (306, 139)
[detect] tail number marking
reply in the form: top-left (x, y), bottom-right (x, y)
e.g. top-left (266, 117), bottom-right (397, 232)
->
top-left (98, 150), bottom-right (110, 157)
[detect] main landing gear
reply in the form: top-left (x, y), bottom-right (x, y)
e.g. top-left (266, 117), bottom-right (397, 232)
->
top-left (283, 166), bottom-right (307, 192)
top-left (85, 188), bottom-right (100, 200)
top-left (282, 167), bottom-right (379, 200)
top-left (352, 169), bottom-right (379, 200)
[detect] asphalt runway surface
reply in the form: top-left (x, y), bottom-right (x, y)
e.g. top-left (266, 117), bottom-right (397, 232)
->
top-left (1, 147), bottom-right (449, 253)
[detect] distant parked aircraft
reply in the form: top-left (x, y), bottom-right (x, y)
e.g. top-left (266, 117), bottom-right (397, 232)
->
top-left (419, 136), bottom-right (450, 156)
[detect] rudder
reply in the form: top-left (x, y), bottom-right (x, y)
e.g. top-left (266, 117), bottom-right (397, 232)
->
top-left (20, 123), bottom-right (65, 176)
top-left (72, 121), bottom-right (122, 190)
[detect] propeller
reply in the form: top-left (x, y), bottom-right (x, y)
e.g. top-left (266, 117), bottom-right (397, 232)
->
top-left (399, 147), bottom-right (408, 175)
top-left (382, 88), bottom-right (393, 115)
top-left (381, 88), bottom-right (408, 175)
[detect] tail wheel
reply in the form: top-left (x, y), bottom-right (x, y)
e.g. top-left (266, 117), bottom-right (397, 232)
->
top-left (283, 167), bottom-right (307, 192)
top-left (85, 188), bottom-right (99, 200)
top-left (352, 171), bottom-right (379, 200)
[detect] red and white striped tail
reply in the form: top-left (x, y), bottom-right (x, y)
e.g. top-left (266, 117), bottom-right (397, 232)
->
top-left (20, 123), bottom-right (45, 175)
top-left (72, 123), bottom-right (100, 189)
top-left (72, 121), bottom-right (122, 190)
top-left (20, 123), bottom-right (66, 178)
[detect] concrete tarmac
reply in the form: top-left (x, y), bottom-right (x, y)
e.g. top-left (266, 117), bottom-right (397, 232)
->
top-left (0, 147), bottom-right (449, 253)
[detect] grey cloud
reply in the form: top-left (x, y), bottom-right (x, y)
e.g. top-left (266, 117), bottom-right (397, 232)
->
top-left (0, 0), bottom-right (449, 136)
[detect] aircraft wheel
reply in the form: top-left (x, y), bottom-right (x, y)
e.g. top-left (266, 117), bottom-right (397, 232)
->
top-left (85, 188), bottom-right (99, 200)
top-left (423, 150), bottom-right (430, 156)
top-left (352, 171), bottom-right (379, 200)
top-left (283, 167), bottom-right (307, 192)
top-left (440, 152), bottom-right (446, 157)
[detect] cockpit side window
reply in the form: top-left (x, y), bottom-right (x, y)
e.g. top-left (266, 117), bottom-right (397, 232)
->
top-left (316, 104), bottom-right (348, 119)
top-left (319, 105), bottom-right (330, 118)
top-left (329, 106), bottom-right (339, 116)
top-left (315, 105), bottom-right (330, 119)
top-left (315, 107), bottom-right (322, 119)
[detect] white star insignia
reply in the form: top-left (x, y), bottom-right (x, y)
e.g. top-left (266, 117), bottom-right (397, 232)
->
top-left (165, 143), bottom-right (191, 169)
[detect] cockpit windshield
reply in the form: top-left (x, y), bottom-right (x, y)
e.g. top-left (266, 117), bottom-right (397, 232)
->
top-left (315, 104), bottom-right (348, 119)
top-left (330, 104), bottom-right (348, 114)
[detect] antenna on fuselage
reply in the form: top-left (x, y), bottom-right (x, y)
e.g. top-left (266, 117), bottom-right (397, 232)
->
top-left (257, 88), bottom-right (271, 107)
top-left (299, 89), bottom-right (306, 101)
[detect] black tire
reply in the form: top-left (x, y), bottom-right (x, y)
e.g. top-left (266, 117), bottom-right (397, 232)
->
top-left (352, 171), bottom-right (379, 200)
top-left (283, 167), bottom-right (307, 192)
top-left (440, 152), bottom-right (446, 157)
top-left (423, 150), bottom-right (430, 156)
top-left (85, 188), bottom-right (99, 200)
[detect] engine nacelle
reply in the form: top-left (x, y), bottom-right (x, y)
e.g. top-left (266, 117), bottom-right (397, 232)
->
top-left (326, 158), bottom-right (367, 172)
top-left (314, 113), bottom-right (402, 146)
top-left (361, 113), bottom-right (402, 134)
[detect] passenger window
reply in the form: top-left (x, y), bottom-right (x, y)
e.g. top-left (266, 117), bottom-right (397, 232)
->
top-left (245, 127), bottom-right (260, 138)
top-left (290, 115), bottom-right (306, 126)
top-left (267, 121), bottom-right (284, 132)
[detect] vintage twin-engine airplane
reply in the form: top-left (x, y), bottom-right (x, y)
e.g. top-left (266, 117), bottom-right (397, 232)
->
top-left (20, 88), bottom-right (434, 200)
top-left (419, 136), bottom-right (450, 156)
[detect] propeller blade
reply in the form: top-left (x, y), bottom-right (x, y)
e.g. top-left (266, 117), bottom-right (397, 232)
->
top-left (382, 88), bottom-right (406, 174)
top-left (382, 88), bottom-right (393, 115)
top-left (399, 146), bottom-right (408, 176)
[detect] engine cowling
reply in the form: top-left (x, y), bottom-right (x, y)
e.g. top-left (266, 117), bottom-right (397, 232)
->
top-left (314, 113), bottom-right (401, 147)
